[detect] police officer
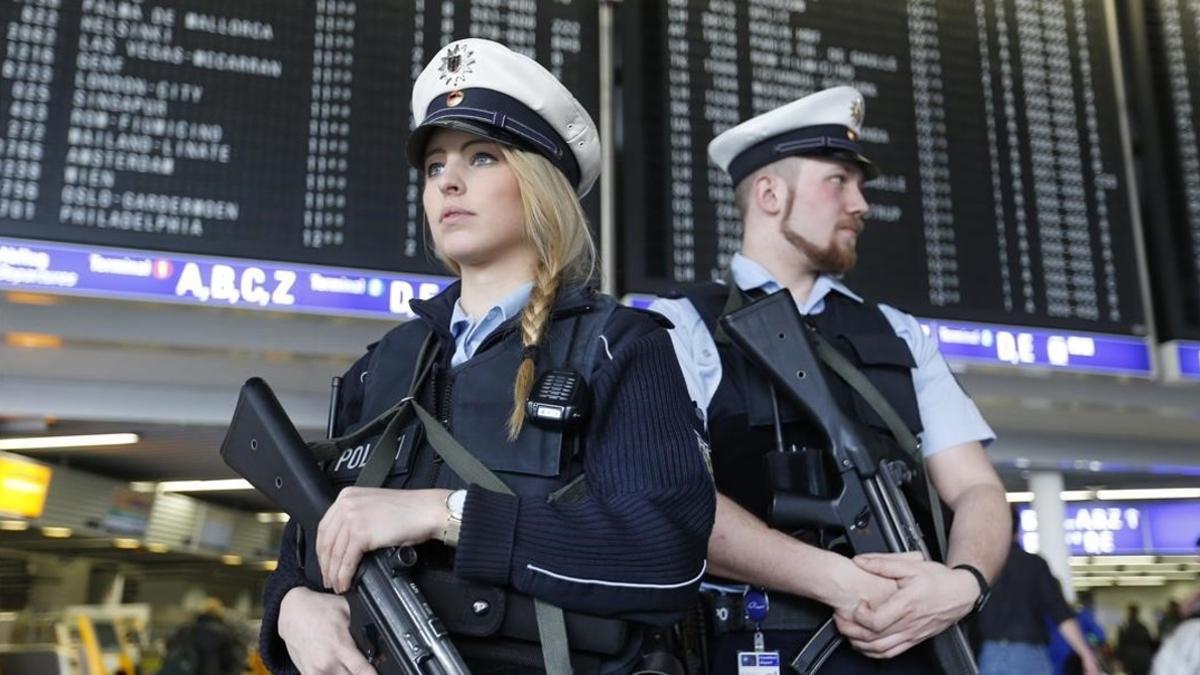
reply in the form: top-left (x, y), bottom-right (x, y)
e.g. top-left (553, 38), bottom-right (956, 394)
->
top-left (259, 39), bottom-right (715, 674)
top-left (650, 87), bottom-right (1011, 673)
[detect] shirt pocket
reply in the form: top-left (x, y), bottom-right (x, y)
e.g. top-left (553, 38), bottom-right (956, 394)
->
top-left (836, 332), bottom-right (923, 438)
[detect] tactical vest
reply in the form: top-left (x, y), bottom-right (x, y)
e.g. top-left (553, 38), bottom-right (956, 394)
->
top-left (300, 290), bottom-right (634, 671)
top-left (672, 282), bottom-right (925, 527)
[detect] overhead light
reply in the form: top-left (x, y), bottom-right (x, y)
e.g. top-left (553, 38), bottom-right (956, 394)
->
top-left (221, 554), bottom-right (243, 566)
top-left (0, 433), bottom-right (140, 451)
top-left (5, 332), bottom-right (62, 349)
top-left (255, 512), bottom-right (289, 523)
top-left (112, 538), bottom-right (139, 549)
top-left (1006, 490), bottom-right (1099, 503)
top-left (1116, 576), bottom-right (1166, 586)
top-left (1006, 492), bottom-right (1033, 503)
top-left (158, 479), bottom-right (253, 492)
top-left (5, 292), bottom-right (59, 306)
top-left (0, 520), bottom-right (29, 531)
top-left (1085, 555), bottom-right (1158, 565)
top-left (1095, 488), bottom-right (1200, 500)
top-left (260, 560), bottom-right (278, 571)
top-left (40, 526), bottom-right (72, 538)
top-left (145, 542), bottom-right (169, 553)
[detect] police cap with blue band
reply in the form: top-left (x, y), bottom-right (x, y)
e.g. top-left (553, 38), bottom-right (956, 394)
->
top-left (708, 86), bottom-right (879, 185)
top-left (407, 39), bottom-right (602, 197)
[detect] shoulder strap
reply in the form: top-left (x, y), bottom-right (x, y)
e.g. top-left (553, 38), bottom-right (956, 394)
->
top-left (313, 331), bottom-right (579, 673)
top-left (807, 329), bottom-right (949, 560)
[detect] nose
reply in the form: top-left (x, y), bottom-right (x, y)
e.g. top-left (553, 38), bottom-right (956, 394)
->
top-left (846, 180), bottom-right (869, 217)
top-left (436, 158), bottom-right (464, 195)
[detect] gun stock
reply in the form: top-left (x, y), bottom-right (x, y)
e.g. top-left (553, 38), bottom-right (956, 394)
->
top-left (220, 377), bottom-right (333, 534)
top-left (220, 378), bottom-right (470, 675)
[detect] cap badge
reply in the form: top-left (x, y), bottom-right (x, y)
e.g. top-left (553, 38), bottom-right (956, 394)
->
top-left (850, 97), bottom-right (864, 127)
top-left (447, 90), bottom-right (465, 107)
top-left (438, 44), bottom-right (475, 88)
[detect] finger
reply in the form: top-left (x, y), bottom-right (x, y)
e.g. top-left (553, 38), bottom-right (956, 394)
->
top-left (879, 639), bottom-right (921, 660)
top-left (338, 640), bottom-right (377, 675)
top-left (336, 534), bottom-right (364, 594)
top-left (853, 554), bottom-right (922, 580)
top-left (853, 629), bottom-right (912, 658)
top-left (326, 519), bottom-right (352, 592)
top-left (834, 614), bottom-right (879, 643)
top-left (315, 513), bottom-right (332, 588)
top-left (854, 592), bottom-right (911, 634)
top-left (316, 504), bottom-right (345, 588)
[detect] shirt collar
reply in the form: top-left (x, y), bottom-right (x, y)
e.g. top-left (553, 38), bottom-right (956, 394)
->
top-left (729, 252), bottom-right (863, 313)
top-left (450, 281), bottom-right (534, 337)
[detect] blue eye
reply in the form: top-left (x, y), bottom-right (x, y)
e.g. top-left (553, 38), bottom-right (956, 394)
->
top-left (425, 161), bottom-right (444, 178)
top-left (471, 152), bottom-right (498, 166)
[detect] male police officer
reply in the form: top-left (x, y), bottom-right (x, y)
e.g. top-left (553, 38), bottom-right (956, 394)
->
top-left (651, 87), bottom-right (1011, 673)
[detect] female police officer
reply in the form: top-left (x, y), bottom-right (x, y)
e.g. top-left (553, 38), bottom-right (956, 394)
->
top-left (257, 39), bottom-right (715, 674)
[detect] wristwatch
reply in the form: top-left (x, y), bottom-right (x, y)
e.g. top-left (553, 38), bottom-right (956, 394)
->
top-left (953, 563), bottom-right (991, 613)
top-left (441, 489), bottom-right (467, 547)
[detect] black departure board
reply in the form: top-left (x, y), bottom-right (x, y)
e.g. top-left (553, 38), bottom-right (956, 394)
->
top-left (1124, 0), bottom-right (1200, 341)
top-left (619, 0), bottom-right (1149, 336)
top-left (0, 0), bottom-right (598, 275)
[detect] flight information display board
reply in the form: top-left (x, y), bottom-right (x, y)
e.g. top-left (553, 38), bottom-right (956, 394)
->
top-left (0, 0), bottom-right (598, 275)
top-left (1125, 0), bottom-right (1200, 342)
top-left (620, 0), bottom-right (1149, 337)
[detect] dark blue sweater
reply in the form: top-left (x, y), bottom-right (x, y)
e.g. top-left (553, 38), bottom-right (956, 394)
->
top-left (258, 289), bottom-right (715, 672)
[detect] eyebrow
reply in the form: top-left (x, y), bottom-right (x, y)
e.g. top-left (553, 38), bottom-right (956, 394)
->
top-left (424, 138), bottom-right (495, 160)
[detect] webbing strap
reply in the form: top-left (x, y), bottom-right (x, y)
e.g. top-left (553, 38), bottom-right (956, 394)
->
top-left (807, 328), bottom-right (949, 560)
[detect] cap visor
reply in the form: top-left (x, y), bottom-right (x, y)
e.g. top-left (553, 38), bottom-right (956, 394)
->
top-left (405, 118), bottom-right (522, 170)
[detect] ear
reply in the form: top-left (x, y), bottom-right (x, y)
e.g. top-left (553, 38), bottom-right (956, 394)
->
top-left (752, 173), bottom-right (787, 217)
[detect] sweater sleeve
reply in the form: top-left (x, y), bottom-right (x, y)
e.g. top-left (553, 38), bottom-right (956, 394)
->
top-left (258, 520), bottom-right (310, 674)
top-left (452, 327), bottom-right (716, 625)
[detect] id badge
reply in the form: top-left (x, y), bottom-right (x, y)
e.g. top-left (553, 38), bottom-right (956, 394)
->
top-left (736, 650), bottom-right (781, 675)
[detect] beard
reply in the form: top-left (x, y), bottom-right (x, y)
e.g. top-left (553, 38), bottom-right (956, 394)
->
top-left (779, 191), bottom-right (862, 275)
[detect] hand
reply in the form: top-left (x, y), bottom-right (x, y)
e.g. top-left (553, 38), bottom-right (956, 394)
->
top-left (1081, 652), bottom-right (1102, 675)
top-left (278, 586), bottom-right (378, 675)
top-left (315, 487), bottom-right (450, 593)
top-left (835, 553), bottom-right (977, 659)
top-left (823, 555), bottom-right (900, 625)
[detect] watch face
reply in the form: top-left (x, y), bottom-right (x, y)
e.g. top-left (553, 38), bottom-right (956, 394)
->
top-left (448, 489), bottom-right (467, 517)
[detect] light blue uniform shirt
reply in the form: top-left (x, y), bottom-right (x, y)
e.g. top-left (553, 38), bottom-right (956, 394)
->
top-left (648, 253), bottom-right (994, 457)
top-left (449, 282), bottom-right (533, 367)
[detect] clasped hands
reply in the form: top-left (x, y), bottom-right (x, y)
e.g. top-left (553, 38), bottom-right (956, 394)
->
top-left (831, 551), bottom-right (979, 659)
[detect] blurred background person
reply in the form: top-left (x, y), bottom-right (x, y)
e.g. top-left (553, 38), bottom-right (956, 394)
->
top-left (977, 508), bottom-right (1101, 675)
top-left (1116, 603), bottom-right (1156, 675)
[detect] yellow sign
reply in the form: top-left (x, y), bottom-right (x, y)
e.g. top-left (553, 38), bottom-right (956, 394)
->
top-left (0, 454), bottom-right (52, 518)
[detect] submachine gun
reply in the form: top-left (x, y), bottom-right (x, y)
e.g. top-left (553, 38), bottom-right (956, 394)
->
top-left (220, 377), bottom-right (471, 675)
top-left (719, 290), bottom-right (978, 675)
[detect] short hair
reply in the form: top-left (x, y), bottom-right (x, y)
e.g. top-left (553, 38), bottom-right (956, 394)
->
top-left (732, 157), bottom-right (805, 218)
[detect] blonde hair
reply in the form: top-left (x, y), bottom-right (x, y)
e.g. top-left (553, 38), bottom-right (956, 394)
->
top-left (502, 147), bottom-right (596, 438)
top-left (427, 144), bottom-right (596, 440)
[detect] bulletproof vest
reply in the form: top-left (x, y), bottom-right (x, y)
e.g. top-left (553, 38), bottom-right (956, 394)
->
top-left (672, 282), bottom-right (924, 524)
top-left (302, 290), bottom-right (617, 589)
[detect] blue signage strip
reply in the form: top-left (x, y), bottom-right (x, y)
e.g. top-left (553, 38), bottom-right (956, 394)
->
top-left (925, 319), bottom-right (1154, 377)
top-left (1174, 342), bottom-right (1200, 381)
top-left (0, 237), bottom-right (455, 319)
top-left (624, 293), bottom-right (1154, 377)
top-left (1018, 501), bottom-right (1200, 556)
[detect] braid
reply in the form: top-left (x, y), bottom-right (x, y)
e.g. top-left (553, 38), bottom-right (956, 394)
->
top-left (508, 263), bottom-right (560, 439)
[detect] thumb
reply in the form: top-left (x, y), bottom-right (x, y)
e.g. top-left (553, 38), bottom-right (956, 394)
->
top-left (853, 553), bottom-right (922, 579)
